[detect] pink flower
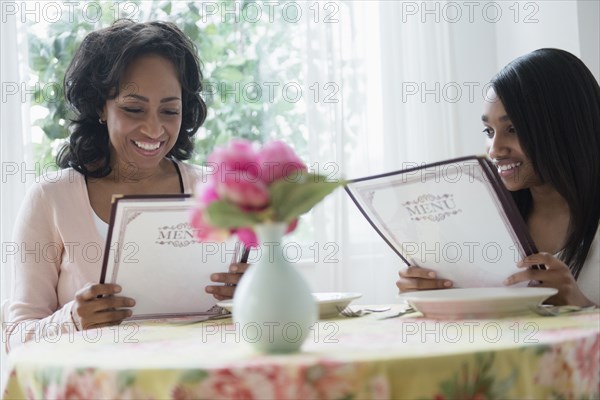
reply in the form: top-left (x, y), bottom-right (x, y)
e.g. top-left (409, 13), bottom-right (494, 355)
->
top-left (205, 139), bottom-right (269, 209)
top-left (286, 218), bottom-right (299, 234)
top-left (190, 182), bottom-right (231, 242)
top-left (257, 140), bottom-right (307, 184)
top-left (216, 175), bottom-right (269, 209)
top-left (190, 139), bottom-right (342, 248)
top-left (195, 181), bottom-right (220, 206)
top-left (207, 139), bottom-right (261, 183)
top-left (235, 228), bottom-right (259, 248)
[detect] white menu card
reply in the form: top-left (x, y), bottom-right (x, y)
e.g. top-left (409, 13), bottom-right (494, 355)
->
top-left (100, 194), bottom-right (239, 320)
top-left (345, 156), bottom-right (538, 287)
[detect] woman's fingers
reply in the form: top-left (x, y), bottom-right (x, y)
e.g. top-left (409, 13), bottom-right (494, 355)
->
top-left (73, 283), bottom-right (136, 330)
top-left (507, 252), bottom-right (571, 285)
top-left (75, 283), bottom-right (122, 302)
top-left (87, 308), bottom-right (133, 327)
top-left (205, 284), bottom-right (235, 299)
top-left (397, 266), bottom-right (452, 292)
top-left (399, 266), bottom-right (438, 279)
top-left (396, 277), bottom-right (452, 291)
top-left (504, 269), bottom-right (549, 286)
top-left (205, 263), bottom-right (250, 300)
top-left (210, 272), bottom-right (242, 285)
top-left (516, 252), bottom-right (562, 270)
top-left (229, 263), bottom-right (249, 273)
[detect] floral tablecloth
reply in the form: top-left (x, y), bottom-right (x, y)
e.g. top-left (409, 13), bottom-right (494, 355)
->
top-left (3, 305), bottom-right (599, 399)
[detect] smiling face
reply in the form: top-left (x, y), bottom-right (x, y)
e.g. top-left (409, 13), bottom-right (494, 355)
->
top-left (102, 54), bottom-right (182, 175)
top-left (482, 88), bottom-right (542, 191)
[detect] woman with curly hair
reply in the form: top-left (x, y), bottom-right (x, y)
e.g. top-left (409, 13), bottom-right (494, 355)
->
top-left (6, 20), bottom-right (247, 350)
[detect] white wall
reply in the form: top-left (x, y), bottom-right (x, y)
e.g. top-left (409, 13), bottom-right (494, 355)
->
top-left (339, 0), bottom-right (598, 305)
top-left (452, 0), bottom-right (593, 159)
top-left (494, 1), bottom-right (581, 67)
top-left (577, 0), bottom-right (600, 82)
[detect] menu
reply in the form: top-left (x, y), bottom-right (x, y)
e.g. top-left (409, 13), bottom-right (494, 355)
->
top-left (345, 156), bottom-right (537, 287)
top-left (100, 194), bottom-right (240, 320)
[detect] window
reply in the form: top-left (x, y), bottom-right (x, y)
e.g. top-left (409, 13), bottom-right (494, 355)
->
top-left (7, 1), bottom-right (585, 306)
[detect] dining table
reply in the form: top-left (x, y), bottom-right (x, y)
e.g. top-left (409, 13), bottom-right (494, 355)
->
top-left (2, 304), bottom-right (599, 399)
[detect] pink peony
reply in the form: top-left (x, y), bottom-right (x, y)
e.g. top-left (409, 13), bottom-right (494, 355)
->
top-left (207, 139), bottom-right (261, 183)
top-left (286, 218), bottom-right (299, 234)
top-left (195, 181), bottom-right (220, 206)
top-left (216, 175), bottom-right (269, 209)
top-left (235, 228), bottom-right (259, 248)
top-left (191, 139), bottom-right (341, 248)
top-left (257, 140), bottom-right (307, 184)
top-left (206, 139), bottom-right (269, 210)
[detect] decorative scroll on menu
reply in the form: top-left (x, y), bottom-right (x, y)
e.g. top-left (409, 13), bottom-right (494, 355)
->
top-left (100, 195), bottom-right (239, 320)
top-left (345, 156), bottom-right (537, 287)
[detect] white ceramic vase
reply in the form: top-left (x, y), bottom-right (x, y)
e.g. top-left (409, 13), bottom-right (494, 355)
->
top-left (232, 222), bottom-right (317, 353)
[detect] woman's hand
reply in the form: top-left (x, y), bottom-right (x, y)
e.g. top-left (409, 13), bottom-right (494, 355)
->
top-left (206, 262), bottom-right (250, 300)
top-left (504, 253), bottom-right (594, 306)
top-left (71, 283), bottom-right (136, 330)
top-left (396, 266), bottom-right (453, 293)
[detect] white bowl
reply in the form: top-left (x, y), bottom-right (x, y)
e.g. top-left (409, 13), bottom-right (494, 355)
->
top-left (402, 287), bottom-right (557, 319)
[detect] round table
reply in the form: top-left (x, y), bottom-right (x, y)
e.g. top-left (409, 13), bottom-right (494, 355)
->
top-left (3, 305), bottom-right (599, 399)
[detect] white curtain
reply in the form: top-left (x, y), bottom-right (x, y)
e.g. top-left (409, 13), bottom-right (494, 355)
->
top-left (1, 9), bottom-right (31, 307)
top-left (297, 1), bottom-right (464, 304)
top-left (1, 10), bottom-right (31, 389)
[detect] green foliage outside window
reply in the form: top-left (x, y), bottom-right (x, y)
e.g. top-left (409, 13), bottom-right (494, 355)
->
top-left (28, 0), bottom-right (308, 171)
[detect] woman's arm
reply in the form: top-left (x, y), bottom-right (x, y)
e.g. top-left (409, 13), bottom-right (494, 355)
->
top-left (6, 182), bottom-right (137, 352)
top-left (6, 183), bottom-right (74, 351)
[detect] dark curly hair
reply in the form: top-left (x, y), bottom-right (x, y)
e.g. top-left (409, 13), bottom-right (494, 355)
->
top-left (491, 48), bottom-right (600, 278)
top-left (57, 19), bottom-right (207, 177)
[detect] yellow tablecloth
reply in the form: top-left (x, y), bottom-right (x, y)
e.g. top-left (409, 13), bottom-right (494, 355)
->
top-left (3, 306), bottom-right (599, 399)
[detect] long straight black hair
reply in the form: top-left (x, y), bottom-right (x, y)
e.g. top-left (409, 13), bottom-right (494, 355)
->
top-left (492, 48), bottom-right (600, 278)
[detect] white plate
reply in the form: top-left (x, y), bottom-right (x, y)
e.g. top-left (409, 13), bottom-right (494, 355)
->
top-left (217, 292), bottom-right (362, 319)
top-left (402, 287), bottom-right (558, 319)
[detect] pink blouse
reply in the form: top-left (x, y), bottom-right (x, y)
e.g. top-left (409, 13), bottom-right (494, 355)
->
top-left (6, 161), bottom-right (202, 351)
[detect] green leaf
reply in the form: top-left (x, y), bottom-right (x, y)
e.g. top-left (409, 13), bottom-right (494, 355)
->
top-left (183, 22), bottom-right (199, 41)
top-left (52, 38), bottom-right (62, 58)
top-left (42, 123), bottom-right (67, 139)
top-left (206, 200), bottom-right (265, 228)
top-left (31, 56), bottom-right (48, 71)
top-left (269, 172), bottom-right (345, 222)
top-left (161, 2), bottom-right (172, 15)
top-left (188, 3), bottom-right (200, 16)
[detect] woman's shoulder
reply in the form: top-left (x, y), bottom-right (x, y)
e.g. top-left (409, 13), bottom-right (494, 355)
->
top-left (17, 168), bottom-right (86, 221)
top-left (26, 168), bottom-right (84, 197)
top-left (174, 159), bottom-right (210, 192)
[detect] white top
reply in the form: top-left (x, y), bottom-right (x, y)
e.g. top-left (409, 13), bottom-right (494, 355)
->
top-left (93, 212), bottom-right (108, 240)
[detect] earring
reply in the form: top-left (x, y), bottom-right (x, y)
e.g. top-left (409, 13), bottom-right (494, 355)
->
top-left (98, 118), bottom-right (106, 124)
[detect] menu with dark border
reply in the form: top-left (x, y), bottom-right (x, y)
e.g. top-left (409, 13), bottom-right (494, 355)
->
top-left (100, 194), bottom-right (238, 320)
top-left (345, 155), bottom-right (537, 287)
